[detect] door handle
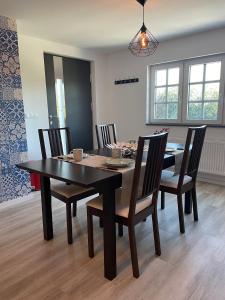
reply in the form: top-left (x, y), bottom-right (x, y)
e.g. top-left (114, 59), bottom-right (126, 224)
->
top-left (49, 115), bottom-right (58, 119)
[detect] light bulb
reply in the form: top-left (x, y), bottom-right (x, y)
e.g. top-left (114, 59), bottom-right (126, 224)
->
top-left (139, 31), bottom-right (149, 49)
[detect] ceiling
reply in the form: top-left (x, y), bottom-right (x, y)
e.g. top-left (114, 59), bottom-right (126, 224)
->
top-left (1, 0), bottom-right (225, 52)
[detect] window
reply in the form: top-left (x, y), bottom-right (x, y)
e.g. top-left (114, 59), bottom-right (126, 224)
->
top-left (148, 54), bottom-right (225, 125)
top-left (55, 78), bottom-right (67, 152)
top-left (55, 78), bottom-right (66, 128)
top-left (149, 63), bottom-right (182, 122)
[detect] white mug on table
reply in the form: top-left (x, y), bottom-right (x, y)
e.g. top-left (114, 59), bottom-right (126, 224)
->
top-left (72, 148), bottom-right (83, 162)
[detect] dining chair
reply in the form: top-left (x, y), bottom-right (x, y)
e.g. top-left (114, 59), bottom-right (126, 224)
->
top-left (86, 132), bottom-right (168, 278)
top-left (95, 123), bottom-right (118, 229)
top-left (38, 127), bottom-right (96, 244)
top-left (160, 125), bottom-right (207, 233)
top-left (95, 123), bottom-right (117, 148)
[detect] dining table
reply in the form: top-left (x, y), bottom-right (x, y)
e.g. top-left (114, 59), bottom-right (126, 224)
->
top-left (17, 142), bottom-right (191, 281)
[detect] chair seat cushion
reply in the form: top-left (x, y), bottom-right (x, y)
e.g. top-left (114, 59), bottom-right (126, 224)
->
top-left (51, 179), bottom-right (94, 199)
top-left (86, 188), bottom-right (152, 218)
top-left (160, 170), bottom-right (192, 189)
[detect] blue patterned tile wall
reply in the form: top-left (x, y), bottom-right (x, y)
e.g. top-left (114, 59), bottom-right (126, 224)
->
top-left (0, 16), bottom-right (30, 202)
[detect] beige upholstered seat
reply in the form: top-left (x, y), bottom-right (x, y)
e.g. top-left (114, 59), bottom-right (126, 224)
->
top-left (86, 188), bottom-right (152, 218)
top-left (51, 179), bottom-right (94, 199)
top-left (160, 170), bottom-right (192, 189)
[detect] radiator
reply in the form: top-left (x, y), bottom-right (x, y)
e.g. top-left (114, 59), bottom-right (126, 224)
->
top-left (170, 138), bottom-right (225, 176)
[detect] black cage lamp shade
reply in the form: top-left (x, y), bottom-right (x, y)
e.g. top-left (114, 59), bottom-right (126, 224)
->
top-left (128, 0), bottom-right (159, 57)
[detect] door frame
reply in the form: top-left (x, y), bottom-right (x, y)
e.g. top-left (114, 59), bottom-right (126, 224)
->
top-left (43, 52), bottom-right (97, 149)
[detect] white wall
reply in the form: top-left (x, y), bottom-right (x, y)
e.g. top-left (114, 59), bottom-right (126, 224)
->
top-left (104, 27), bottom-right (225, 144)
top-left (18, 34), bottom-right (107, 160)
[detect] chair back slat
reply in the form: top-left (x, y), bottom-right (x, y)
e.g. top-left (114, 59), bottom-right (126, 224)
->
top-left (95, 123), bottom-right (117, 148)
top-left (48, 130), bottom-right (59, 157)
top-left (38, 127), bottom-right (72, 159)
top-left (55, 129), bottom-right (63, 155)
top-left (178, 125), bottom-right (207, 188)
top-left (187, 126), bottom-right (207, 179)
top-left (129, 133), bottom-right (168, 219)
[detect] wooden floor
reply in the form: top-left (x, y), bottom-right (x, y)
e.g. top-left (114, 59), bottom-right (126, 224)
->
top-left (1, 182), bottom-right (225, 300)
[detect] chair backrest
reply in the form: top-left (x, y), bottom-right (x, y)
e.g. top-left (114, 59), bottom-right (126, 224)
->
top-left (95, 123), bottom-right (117, 148)
top-left (178, 125), bottom-right (207, 188)
top-left (38, 127), bottom-right (73, 159)
top-left (129, 132), bottom-right (168, 219)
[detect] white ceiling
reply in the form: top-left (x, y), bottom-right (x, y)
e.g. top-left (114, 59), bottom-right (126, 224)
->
top-left (1, 0), bottom-right (225, 52)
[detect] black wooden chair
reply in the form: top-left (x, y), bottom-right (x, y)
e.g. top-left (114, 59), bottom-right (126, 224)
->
top-left (95, 123), bottom-right (118, 229)
top-left (95, 123), bottom-right (117, 148)
top-left (38, 127), bottom-right (96, 244)
top-left (86, 132), bottom-right (168, 278)
top-left (160, 125), bottom-right (207, 233)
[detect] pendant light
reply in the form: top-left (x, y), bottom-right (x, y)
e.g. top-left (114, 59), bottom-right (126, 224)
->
top-left (128, 0), bottom-right (159, 57)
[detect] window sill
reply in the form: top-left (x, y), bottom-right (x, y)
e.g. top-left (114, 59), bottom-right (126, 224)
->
top-left (146, 123), bottom-right (225, 128)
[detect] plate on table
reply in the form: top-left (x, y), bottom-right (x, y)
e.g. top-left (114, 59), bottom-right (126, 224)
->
top-left (165, 148), bottom-right (176, 153)
top-left (105, 158), bottom-right (134, 168)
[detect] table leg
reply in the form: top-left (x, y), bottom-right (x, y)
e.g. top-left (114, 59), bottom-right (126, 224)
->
top-left (185, 191), bottom-right (192, 214)
top-left (102, 186), bottom-right (117, 280)
top-left (40, 176), bottom-right (53, 240)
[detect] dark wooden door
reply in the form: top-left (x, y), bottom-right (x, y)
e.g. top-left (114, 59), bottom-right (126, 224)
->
top-left (63, 57), bottom-right (93, 151)
top-left (44, 54), bottom-right (93, 151)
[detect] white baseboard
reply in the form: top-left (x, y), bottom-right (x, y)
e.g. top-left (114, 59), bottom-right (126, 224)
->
top-left (197, 172), bottom-right (225, 186)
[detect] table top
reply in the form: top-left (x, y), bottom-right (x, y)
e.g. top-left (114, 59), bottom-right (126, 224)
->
top-left (17, 143), bottom-right (183, 188)
top-left (18, 158), bottom-right (122, 188)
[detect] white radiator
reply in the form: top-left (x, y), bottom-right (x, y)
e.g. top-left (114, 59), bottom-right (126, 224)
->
top-left (170, 138), bottom-right (225, 176)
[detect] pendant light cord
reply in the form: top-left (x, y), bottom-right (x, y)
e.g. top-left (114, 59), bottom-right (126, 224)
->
top-left (143, 5), bottom-right (145, 24)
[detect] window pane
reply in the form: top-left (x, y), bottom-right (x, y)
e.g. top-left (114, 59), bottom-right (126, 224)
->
top-left (156, 69), bottom-right (166, 86)
top-left (204, 83), bottom-right (220, 100)
top-left (168, 68), bottom-right (179, 85)
top-left (189, 84), bottom-right (203, 101)
top-left (167, 86), bottom-right (179, 102)
top-left (188, 103), bottom-right (202, 120)
top-left (205, 62), bottom-right (221, 81)
top-left (155, 87), bottom-right (166, 102)
top-left (167, 103), bottom-right (178, 119)
top-left (190, 64), bottom-right (204, 83)
top-left (155, 104), bottom-right (166, 119)
top-left (203, 102), bottom-right (218, 120)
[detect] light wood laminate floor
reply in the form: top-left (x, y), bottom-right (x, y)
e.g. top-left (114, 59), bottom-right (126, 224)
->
top-left (1, 182), bottom-right (225, 300)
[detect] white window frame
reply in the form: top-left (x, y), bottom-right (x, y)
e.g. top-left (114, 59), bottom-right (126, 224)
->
top-left (149, 62), bottom-right (183, 124)
top-left (182, 55), bottom-right (225, 125)
top-left (147, 53), bottom-right (225, 125)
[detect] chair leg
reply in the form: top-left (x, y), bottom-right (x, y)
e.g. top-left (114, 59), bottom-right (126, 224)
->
top-left (128, 225), bottom-right (140, 278)
top-left (161, 191), bottom-right (165, 210)
top-left (118, 223), bottom-right (123, 237)
top-left (152, 209), bottom-right (161, 256)
top-left (99, 217), bottom-right (103, 228)
top-left (192, 186), bottom-right (198, 221)
top-left (66, 203), bottom-right (73, 244)
top-left (72, 202), bottom-right (77, 217)
top-left (87, 208), bottom-right (94, 258)
top-left (177, 194), bottom-right (185, 234)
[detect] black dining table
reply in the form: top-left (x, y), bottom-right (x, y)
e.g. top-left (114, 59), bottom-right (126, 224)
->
top-left (17, 143), bottom-right (191, 281)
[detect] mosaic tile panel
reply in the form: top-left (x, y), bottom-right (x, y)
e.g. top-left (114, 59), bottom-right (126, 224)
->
top-left (0, 15), bottom-right (30, 202)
